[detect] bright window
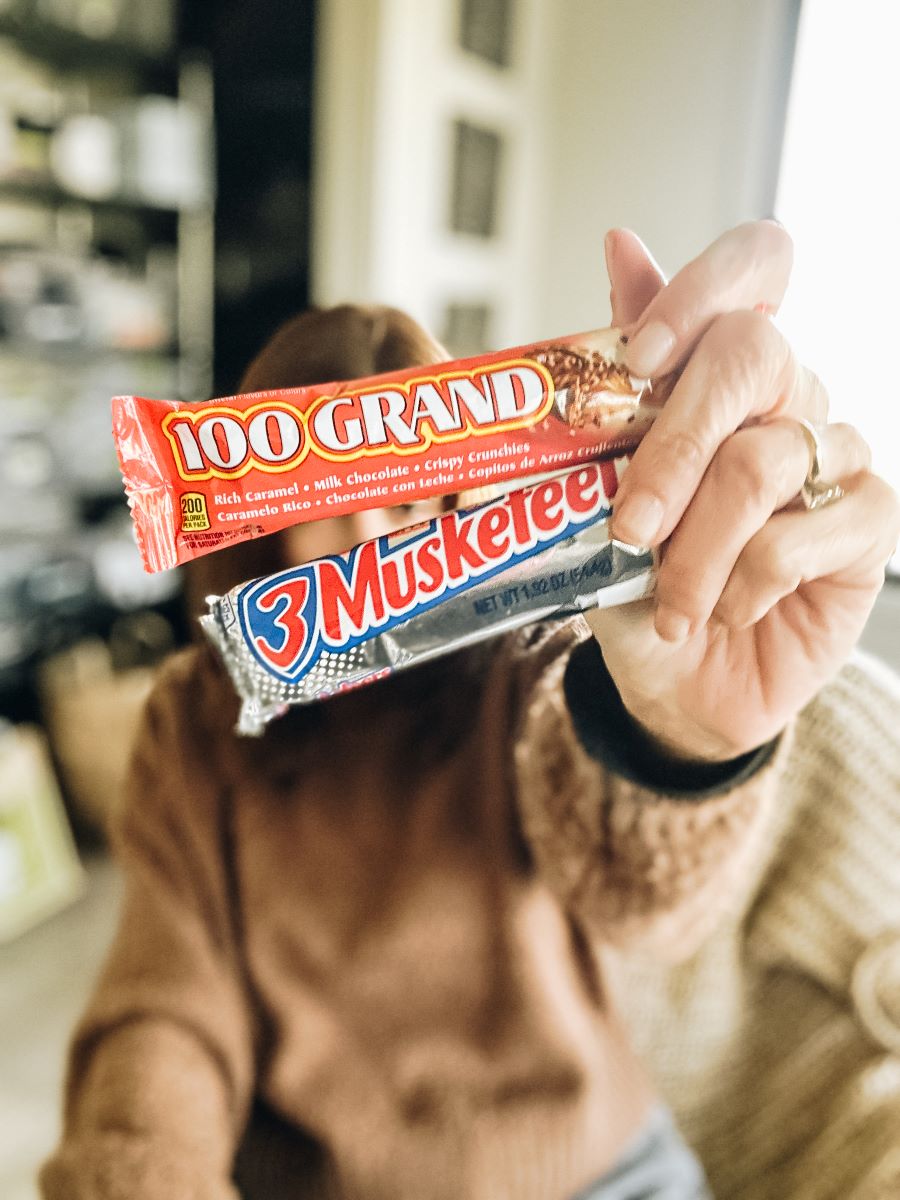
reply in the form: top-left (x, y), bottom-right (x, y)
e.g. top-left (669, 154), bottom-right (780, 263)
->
top-left (775, 0), bottom-right (900, 517)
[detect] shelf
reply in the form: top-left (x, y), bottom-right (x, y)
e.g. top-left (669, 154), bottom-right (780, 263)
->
top-left (0, 15), bottom-right (176, 76)
top-left (0, 176), bottom-right (183, 216)
top-left (0, 341), bottom-right (179, 368)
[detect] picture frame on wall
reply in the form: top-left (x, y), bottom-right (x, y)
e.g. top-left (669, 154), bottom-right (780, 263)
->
top-left (450, 119), bottom-right (504, 239)
top-left (458, 0), bottom-right (514, 68)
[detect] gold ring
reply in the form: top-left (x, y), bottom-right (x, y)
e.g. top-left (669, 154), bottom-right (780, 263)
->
top-left (794, 417), bottom-right (845, 510)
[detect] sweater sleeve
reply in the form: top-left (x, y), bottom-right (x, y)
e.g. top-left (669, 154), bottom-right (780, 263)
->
top-left (40, 652), bottom-right (254, 1200)
top-left (511, 619), bottom-right (785, 959)
top-left (608, 653), bottom-right (900, 1200)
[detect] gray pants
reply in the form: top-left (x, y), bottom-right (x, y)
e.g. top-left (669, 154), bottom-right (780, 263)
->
top-left (574, 1106), bottom-right (713, 1200)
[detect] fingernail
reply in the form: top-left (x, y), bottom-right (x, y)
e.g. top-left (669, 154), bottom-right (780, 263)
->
top-left (625, 319), bottom-right (676, 377)
top-left (612, 491), bottom-right (664, 546)
top-left (655, 604), bottom-right (693, 643)
top-left (604, 230), bottom-right (617, 279)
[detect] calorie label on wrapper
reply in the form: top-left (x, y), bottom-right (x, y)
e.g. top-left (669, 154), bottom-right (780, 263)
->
top-left (179, 492), bottom-right (211, 531)
top-left (112, 327), bottom-right (656, 573)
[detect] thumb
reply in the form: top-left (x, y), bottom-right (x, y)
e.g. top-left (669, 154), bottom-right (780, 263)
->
top-left (605, 228), bottom-right (667, 328)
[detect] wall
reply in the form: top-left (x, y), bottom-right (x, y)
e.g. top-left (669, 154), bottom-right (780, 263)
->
top-left (531, 0), bottom-right (800, 337)
top-left (311, 0), bottom-right (550, 348)
top-left (311, 0), bottom-right (799, 342)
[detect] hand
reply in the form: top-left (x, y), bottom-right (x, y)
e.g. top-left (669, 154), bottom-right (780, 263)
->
top-left (584, 222), bottom-right (900, 762)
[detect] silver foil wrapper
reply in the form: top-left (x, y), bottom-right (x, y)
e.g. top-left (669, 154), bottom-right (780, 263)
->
top-left (202, 461), bottom-right (654, 734)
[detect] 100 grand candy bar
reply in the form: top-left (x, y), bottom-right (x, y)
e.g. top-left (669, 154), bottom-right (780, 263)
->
top-left (112, 327), bottom-right (657, 573)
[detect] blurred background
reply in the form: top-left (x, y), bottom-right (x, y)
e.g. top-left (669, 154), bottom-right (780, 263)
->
top-left (0, 1), bottom-right (897, 1196)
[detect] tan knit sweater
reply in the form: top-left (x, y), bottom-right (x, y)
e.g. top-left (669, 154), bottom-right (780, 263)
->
top-left (41, 618), bottom-right (779, 1200)
top-left (612, 652), bottom-right (900, 1200)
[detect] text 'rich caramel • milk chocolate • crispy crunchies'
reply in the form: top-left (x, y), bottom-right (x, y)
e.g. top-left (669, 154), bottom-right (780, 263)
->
top-left (113, 328), bottom-right (658, 573)
top-left (202, 459), bottom-right (655, 734)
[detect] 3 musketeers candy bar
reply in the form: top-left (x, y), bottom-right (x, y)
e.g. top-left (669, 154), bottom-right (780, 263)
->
top-left (202, 460), bottom-right (654, 734)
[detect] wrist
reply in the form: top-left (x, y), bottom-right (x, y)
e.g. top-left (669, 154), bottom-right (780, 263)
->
top-left (616, 687), bottom-right (749, 766)
top-left (563, 638), bottom-right (780, 797)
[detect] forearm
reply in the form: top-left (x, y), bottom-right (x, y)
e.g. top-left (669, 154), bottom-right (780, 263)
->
top-left (41, 662), bottom-right (255, 1199)
top-left (42, 1018), bottom-right (244, 1200)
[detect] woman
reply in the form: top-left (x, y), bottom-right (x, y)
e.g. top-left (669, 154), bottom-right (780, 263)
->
top-left (41, 222), bottom-right (900, 1199)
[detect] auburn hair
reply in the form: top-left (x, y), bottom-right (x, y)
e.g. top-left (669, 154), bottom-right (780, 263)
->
top-left (182, 305), bottom-right (449, 624)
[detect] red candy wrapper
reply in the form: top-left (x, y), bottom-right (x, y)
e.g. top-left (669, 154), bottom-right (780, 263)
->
top-left (113, 327), bottom-right (657, 572)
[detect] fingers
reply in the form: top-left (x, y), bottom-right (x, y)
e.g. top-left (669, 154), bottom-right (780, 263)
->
top-left (713, 472), bottom-right (900, 630)
top-left (623, 220), bottom-right (794, 378)
top-left (605, 228), bottom-right (666, 327)
top-left (653, 420), bottom-right (874, 641)
top-left (613, 309), bottom-right (807, 547)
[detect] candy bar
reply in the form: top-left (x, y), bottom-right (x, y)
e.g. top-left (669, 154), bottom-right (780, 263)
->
top-left (113, 328), bottom-right (657, 572)
top-left (201, 460), bottom-right (654, 734)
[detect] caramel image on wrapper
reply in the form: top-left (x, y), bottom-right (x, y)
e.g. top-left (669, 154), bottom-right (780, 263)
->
top-left (202, 459), bottom-right (655, 734)
top-left (113, 328), bottom-right (659, 573)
